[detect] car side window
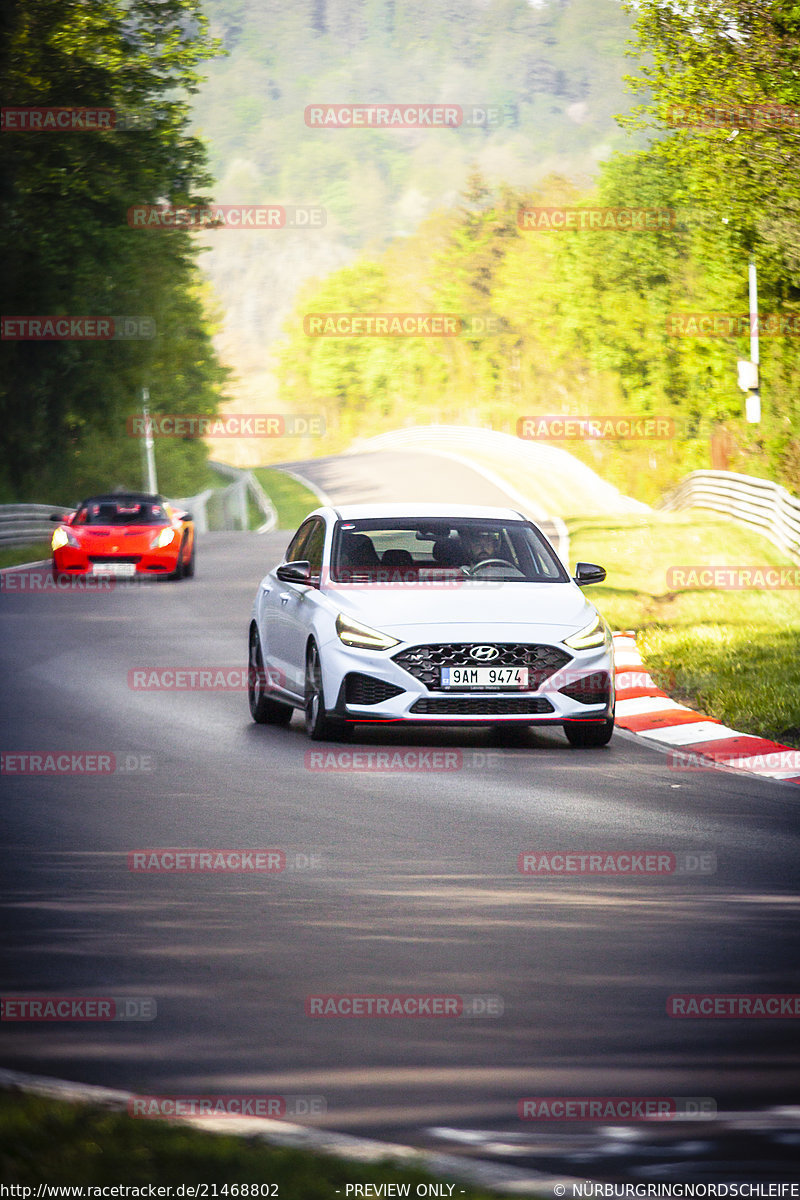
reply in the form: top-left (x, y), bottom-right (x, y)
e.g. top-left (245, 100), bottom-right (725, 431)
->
top-left (285, 520), bottom-right (314, 562)
top-left (303, 520), bottom-right (326, 574)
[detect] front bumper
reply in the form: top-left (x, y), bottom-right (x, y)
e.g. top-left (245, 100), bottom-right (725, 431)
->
top-left (318, 636), bottom-right (615, 726)
top-left (53, 548), bottom-right (181, 576)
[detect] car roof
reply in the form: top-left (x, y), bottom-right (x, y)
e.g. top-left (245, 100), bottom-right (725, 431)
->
top-left (330, 502), bottom-right (525, 521)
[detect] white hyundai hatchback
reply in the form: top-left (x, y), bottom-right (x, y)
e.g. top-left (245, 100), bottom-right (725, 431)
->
top-left (248, 503), bottom-right (614, 746)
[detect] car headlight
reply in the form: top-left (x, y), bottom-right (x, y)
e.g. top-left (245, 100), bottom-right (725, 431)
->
top-left (51, 527), bottom-right (79, 551)
top-left (151, 528), bottom-right (177, 549)
top-left (564, 613), bottom-right (609, 650)
top-left (336, 613), bottom-right (399, 650)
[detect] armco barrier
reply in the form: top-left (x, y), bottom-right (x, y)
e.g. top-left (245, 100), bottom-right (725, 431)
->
top-left (0, 503), bottom-right (72, 547)
top-left (207, 461), bottom-right (277, 533)
top-left (658, 470), bottom-right (800, 565)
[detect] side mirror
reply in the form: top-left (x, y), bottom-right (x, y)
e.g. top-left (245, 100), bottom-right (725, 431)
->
top-left (181, 512), bottom-right (193, 523)
top-left (276, 560), bottom-right (313, 585)
top-left (50, 513), bottom-right (65, 522)
top-left (574, 562), bottom-right (606, 587)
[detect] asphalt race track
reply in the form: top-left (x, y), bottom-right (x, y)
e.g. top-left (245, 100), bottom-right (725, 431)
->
top-left (2, 456), bottom-right (800, 1181)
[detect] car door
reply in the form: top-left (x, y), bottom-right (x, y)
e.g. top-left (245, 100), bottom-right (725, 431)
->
top-left (256, 520), bottom-right (316, 698)
top-left (278, 518), bottom-right (327, 693)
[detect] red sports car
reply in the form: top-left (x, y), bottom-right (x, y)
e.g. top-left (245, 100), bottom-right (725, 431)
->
top-left (51, 493), bottom-right (195, 581)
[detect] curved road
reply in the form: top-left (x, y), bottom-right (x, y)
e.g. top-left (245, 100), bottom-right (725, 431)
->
top-left (1, 452), bottom-right (799, 1181)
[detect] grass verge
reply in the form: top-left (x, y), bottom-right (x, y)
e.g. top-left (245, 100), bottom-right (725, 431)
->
top-left (568, 511), bottom-right (800, 748)
top-left (0, 1093), bottom-right (502, 1196)
top-left (0, 541), bottom-right (52, 569)
top-left (252, 468), bottom-right (320, 529)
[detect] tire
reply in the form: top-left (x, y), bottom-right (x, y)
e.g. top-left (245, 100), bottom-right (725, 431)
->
top-left (171, 538), bottom-right (186, 581)
top-left (183, 538), bottom-right (195, 578)
top-left (249, 627), bottom-right (293, 726)
top-left (563, 716), bottom-right (614, 747)
top-left (304, 641), bottom-right (349, 741)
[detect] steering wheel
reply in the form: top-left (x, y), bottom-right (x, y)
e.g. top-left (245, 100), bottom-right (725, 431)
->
top-left (467, 557), bottom-right (519, 575)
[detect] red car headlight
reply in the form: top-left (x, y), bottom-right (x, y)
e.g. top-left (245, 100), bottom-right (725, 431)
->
top-left (151, 528), bottom-right (178, 549)
top-left (51, 527), bottom-right (79, 551)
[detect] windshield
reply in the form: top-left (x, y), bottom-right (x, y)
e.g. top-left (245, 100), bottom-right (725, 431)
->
top-left (74, 500), bottom-right (171, 527)
top-left (330, 518), bottom-right (568, 583)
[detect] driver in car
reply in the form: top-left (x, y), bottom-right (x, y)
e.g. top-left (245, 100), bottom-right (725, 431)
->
top-left (461, 528), bottom-right (500, 565)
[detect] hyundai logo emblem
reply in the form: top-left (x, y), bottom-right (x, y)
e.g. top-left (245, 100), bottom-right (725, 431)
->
top-left (469, 645), bottom-right (500, 661)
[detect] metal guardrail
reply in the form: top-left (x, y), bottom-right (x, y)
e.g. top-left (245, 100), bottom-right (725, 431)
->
top-left (658, 469), bottom-right (800, 564)
top-left (206, 462), bottom-right (277, 533)
top-left (166, 488), bottom-right (217, 535)
top-left (0, 467), bottom-right (277, 547)
top-left (0, 503), bottom-right (71, 547)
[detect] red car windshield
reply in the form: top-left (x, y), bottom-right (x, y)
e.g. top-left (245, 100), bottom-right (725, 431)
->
top-left (74, 502), bottom-right (170, 527)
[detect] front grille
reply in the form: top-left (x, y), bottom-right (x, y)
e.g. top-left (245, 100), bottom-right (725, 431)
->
top-left (393, 643), bottom-right (571, 690)
top-left (410, 696), bottom-right (555, 716)
top-left (88, 555), bottom-right (142, 564)
top-left (344, 673), bottom-right (405, 706)
top-left (559, 672), bottom-right (612, 706)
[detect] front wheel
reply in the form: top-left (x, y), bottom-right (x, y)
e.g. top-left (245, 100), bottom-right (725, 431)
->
top-left (183, 538), bottom-right (195, 578)
top-left (171, 538), bottom-right (186, 581)
top-left (305, 642), bottom-right (349, 741)
top-left (563, 716), bottom-right (614, 748)
top-left (249, 627), bottom-right (293, 725)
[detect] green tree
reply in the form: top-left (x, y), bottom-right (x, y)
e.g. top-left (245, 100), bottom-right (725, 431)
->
top-left (0, 0), bottom-right (227, 499)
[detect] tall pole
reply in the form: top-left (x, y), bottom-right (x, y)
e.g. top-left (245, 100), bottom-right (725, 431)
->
top-left (746, 256), bottom-right (761, 423)
top-left (142, 387), bottom-right (158, 493)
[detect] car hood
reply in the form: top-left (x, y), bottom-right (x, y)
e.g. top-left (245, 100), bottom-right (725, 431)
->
top-left (73, 525), bottom-right (171, 552)
top-left (327, 580), bottom-right (597, 642)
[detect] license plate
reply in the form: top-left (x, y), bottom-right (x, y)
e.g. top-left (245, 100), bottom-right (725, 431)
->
top-left (440, 666), bottom-right (529, 689)
top-left (91, 562), bottom-right (137, 578)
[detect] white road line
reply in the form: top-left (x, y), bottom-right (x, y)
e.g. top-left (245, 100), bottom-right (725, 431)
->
top-left (641, 721), bottom-right (741, 746)
top-left (615, 671), bottom-right (659, 690)
top-left (615, 696), bottom-right (690, 717)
